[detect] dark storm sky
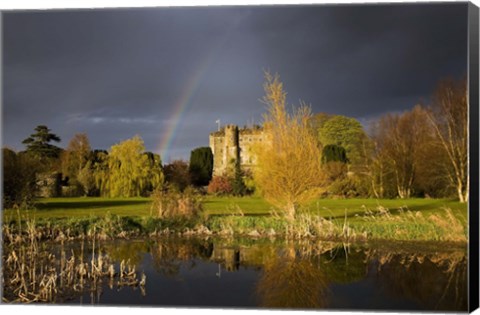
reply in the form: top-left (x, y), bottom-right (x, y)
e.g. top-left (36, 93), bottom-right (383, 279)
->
top-left (2, 3), bottom-right (468, 162)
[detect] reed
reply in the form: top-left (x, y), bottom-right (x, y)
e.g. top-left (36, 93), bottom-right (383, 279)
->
top-left (353, 207), bottom-right (467, 242)
top-left (2, 219), bottom-right (146, 303)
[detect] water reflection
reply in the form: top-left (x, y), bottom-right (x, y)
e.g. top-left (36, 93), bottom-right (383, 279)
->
top-left (256, 244), bottom-right (330, 308)
top-left (73, 238), bottom-right (467, 311)
top-left (368, 248), bottom-right (467, 311)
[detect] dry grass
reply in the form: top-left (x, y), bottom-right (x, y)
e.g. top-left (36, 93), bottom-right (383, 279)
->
top-left (150, 186), bottom-right (202, 219)
top-left (2, 218), bottom-right (146, 303)
top-left (356, 206), bottom-right (467, 242)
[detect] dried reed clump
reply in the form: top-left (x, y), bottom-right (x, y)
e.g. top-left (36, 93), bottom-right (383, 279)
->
top-left (291, 214), bottom-right (339, 239)
top-left (288, 213), bottom-right (363, 242)
top-left (150, 185), bottom-right (203, 219)
top-left (428, 208), bottom-right (467, 243)
top-left (2, 220), bottom-right (146, 303)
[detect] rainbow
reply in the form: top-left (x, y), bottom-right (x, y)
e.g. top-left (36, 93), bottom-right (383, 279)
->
top-left (157, 15), bottom-right (247, 162)
top-left (158, 53), bottom-right (214, 162)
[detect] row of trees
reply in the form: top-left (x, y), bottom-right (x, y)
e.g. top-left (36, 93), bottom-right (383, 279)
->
top-left (3, 126), bottom-right (219, 207)
top-left (252, 72), bottom-right (468, 218)
top-left (2, 73), bottom-right (468, 214)
top-left (152, 74), bottom-right (468, 209)
top-left (364, 79), bottom-right (467, 202)
top-left (55, 133), bottom-right (165, 198)
top-left (3, 130), bottom-right (165, 207)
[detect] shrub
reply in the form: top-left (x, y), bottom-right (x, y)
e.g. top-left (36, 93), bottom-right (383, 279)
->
top-left (150, 185), bottom-right (202, 219)
top-left (164, 160), bottom-right (190, 191)
top-left (207, 175), bottom-right (233, 195)
top-left (2, 148), bottom-right (41, 208)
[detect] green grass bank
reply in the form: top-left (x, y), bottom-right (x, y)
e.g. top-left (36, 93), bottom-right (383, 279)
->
top-left (2, 196), bottom-right (468, 244)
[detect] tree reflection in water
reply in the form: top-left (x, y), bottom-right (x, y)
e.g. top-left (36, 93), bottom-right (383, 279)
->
top-left (256, 242), bottom-right (330, 308)
top-left (254, 240), bottom-right (466, 310)
top-left (98, 237), bottom-right (466, 311)
top-left (149, 237), bottom-right (213, 276)
top-left (368, 248), bottom-right (467, 311)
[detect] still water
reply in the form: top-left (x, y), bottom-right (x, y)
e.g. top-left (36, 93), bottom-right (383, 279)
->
top-left (63, 237), bottom-right (467, 311)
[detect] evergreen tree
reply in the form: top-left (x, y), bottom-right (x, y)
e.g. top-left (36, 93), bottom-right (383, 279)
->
top-left (231, 129), bottom-right (247, 196)
top-left (22, 125), bottom-right (62, 159)
top-left (232, 158), bottom-right (247, 196)
top-left (189, 147), bottom-right (213, 186)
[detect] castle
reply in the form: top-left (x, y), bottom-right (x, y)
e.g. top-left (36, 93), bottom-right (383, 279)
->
top-left (209, 125), bottom-right (265, 175)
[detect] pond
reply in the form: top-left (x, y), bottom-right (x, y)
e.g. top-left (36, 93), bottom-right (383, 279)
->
top-left (52, 237), bottom-right (468, 312)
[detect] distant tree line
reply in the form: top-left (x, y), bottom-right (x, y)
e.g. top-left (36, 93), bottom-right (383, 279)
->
top-left (250, 72), bottom-right (468, 218)
top-left (305, 78), bottom-right (468, 202)
top-left (2, 76), bottom-right (468, 210)
top-left (167, 75), bottom-right (469, 204)
top-left (3, 130), bottom-right (166, 207)
top-left (2, 126), bottom-right (218, 208)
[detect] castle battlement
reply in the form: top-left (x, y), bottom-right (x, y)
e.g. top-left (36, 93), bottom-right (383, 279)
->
top-left (209, 124), bottom-right (265, 175)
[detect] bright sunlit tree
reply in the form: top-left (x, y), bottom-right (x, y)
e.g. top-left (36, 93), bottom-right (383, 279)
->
top-left (253, 72), bottom-right (326, 220)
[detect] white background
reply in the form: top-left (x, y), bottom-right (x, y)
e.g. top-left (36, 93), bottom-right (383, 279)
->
top-left (0, 1), bottom-right (479, 315)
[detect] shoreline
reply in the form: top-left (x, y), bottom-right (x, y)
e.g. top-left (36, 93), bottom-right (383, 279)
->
top-left (2, 214), bottom-right (468, 247)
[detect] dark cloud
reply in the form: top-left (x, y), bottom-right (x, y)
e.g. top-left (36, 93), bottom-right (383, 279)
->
top-left (2, 3), bottom-right (468, 160)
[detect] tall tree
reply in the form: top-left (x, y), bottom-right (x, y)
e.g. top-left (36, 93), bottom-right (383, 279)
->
top-left (254, 72), bottom-right (326, 220)
top-left (372, 106), bottom-right (432, 199)
top-left (426, 79), bottom-right (468, 202)
top-left (22, 125), bottom-right (62, 159)
top-left (91, 150), bottom-right (110, 196)
top-left (108, 136), bottom-right (163, 197)
top-left (368, 120), bottom-right (393, 198)
top-left (2, 148), bottom-right (41, 208)
top-left (317, 115), bottom-right (368, 168)
top-left (164, 160), bottom-right (190, 191)
top-left (61, 133), bottom-right (92, 183)
top-left (144, 152), bottom-right (164, 194)
top-left (232, 147), bottom-right (247, 196)
top-left (77, 161), bottom-right (96, 196)
top-left (189, 147), bottom-right (213, 186)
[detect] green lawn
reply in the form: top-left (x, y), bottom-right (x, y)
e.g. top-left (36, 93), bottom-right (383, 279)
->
top-left (2, 196), bottom-right (467, 223)
top-left (203, 196), bottom-right (467, 222)
top-left (2, 197), bottom-right (153, 221)
top-left (1, 196), bottom-right (469, 243)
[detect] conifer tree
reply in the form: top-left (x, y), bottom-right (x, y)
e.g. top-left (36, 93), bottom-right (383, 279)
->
top-left (22, 125), bottom-right (62, 159)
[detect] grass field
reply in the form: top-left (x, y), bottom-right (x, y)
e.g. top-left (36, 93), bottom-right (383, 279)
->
top-left (204, 196), bottom-right (467, 221)
top-left (2, 197), bottom-right (152, 221)
top-left (2, 195), bottom-right (467, 222)
top-left (1, 196), bottom-right (468, 243)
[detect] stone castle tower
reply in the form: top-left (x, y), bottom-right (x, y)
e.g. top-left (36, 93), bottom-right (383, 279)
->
top-left (209, 124), bottom-right (264, 175)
